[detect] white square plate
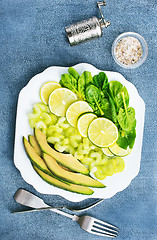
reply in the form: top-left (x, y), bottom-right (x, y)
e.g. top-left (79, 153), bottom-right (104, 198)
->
top-left (14, 63), bottom-right (145, 202)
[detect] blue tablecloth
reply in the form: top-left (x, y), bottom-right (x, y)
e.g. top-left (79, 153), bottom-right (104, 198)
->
top-left (0, 0), bottom-right (157, 239)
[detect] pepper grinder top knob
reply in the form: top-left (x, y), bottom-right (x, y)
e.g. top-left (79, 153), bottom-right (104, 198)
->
top-left (97, 1), bottom-right (111, 28)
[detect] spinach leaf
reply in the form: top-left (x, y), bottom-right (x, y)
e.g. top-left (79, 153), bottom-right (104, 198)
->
top-left (102, 74), bottom-right (109, 92)
top-left (78, 74), bottom-right (86, 100)
top-left (78, 71), bottom-right (93, 100)
top-left (93, 72), bottom-right (108, 91)
top-left (128, 128), bottom-right (136, 149)
top-left (85, 85), bottom-right (109, 116)
top-left (60, 74), bottom-right (78, 93)
top-left (117, 128), bottom-right (136, 149)
top-left (68, 67), bottom-right (80, 80)
top-left (109, 81), bottom-right (129, 110)
top-left (60, 70), bottom-right (93, 100)
top-left (60, 73), bottom-right (82, 99)
top-left (82, 71), bottom-right (93, 86)
top-left (92, 72), bottom-right (118, 123)
top-left (117, 107), bottom-right (136, 132)
top-left (107, 94), bottom-right (118, 124)
top-left (117, 91), bottom-right (136, 132)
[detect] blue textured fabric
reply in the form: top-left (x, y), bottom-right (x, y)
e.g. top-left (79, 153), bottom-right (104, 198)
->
top-left (0, 0), bottom-right (157, 239)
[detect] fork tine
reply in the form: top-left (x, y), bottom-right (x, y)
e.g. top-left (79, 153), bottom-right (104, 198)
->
top-left (94, 218), bottom-right (119, 230)
top-left (90, 228), bottom-right (117, 238)
top-left (93, 222), bottom-right (118, 234)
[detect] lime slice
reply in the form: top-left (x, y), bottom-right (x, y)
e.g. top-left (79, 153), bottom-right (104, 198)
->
top-left (66, 101), bottom-right (93, 127)
top-left (77, 112), bottom-right (97, 137)
top-left (49, 88), bottom-right (77, 116)
top-left (40, 82), bottom-right (61, 105)
top-left (109, 143), bottom-right (132, 157)
top-left (102, 148), bottom-right (114, 157)
top-left (88, 118), bottom-right (118, 148)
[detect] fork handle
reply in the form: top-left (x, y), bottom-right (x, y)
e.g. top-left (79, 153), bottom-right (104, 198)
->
top-left (12, 206), bottom-right (78, 221)
top-left (49, 208), bottom-right (78, 221)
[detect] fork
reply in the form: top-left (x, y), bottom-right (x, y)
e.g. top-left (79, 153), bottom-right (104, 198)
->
top-left (67, 214), bottom-right (118, 238)
top-left (13, 189), bottom-right (104, 213)
top-left (13, 189), bottom-right (119, 238)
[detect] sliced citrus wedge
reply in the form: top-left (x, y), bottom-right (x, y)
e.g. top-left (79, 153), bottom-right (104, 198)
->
top-left (77, 112), bottom-right (97, 137)
top-left (109, 142), bottom-right (132, 157)
top-left (66, 101), bottom-right (93, 127)
top-left (40, 81), bottom-right (61, 104)
top-left (88, 118), bottom-right (118, 148)
top-left (49, 88), bottom-right (77, 116)
top-left (102, 148), bottom-right (114, 157)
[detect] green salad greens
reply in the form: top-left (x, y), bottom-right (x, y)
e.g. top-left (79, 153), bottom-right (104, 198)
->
top-left (59, 67), bottom-right (136, 150)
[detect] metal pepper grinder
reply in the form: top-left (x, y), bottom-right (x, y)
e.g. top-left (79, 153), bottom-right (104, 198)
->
top-left (65, 1), bottom-right (111, 46)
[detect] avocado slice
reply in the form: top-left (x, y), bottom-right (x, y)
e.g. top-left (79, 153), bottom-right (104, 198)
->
top-left (23, 137), bottom-right (70, 182)
top-left (28, 135), bottom-right (72, 172)
top-left (43, 153), bottom-right (105, 188)
top-left (33, 166), bottom-right (94, 195)
top-left (28, 135), bottom-right (42, 156)
top-left (34, 128), bottom-right (89, 174)
top-left (23, 137), bottom-right (52, 176)
top-left (23, 136), bottom-right (93, 194)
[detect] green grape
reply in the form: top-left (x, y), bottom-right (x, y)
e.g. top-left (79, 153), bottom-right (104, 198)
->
top-left (33, 103), bottom-right (49, 114)
top-left (94, 167), bottom-right (107, 180)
